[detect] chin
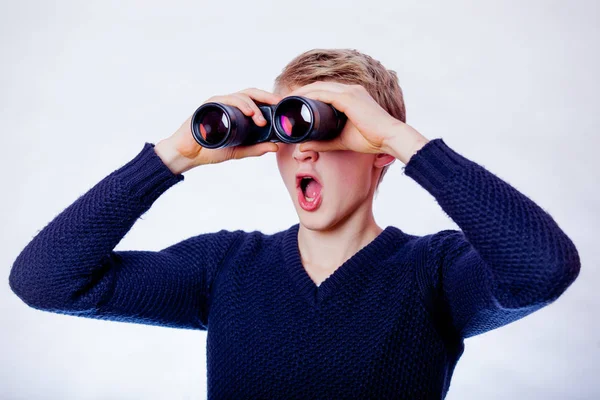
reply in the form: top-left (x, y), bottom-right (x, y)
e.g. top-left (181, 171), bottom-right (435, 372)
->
top-left (298, 216), bottom-right (327, 231)
top-left (297, 209), bottom-right (344, 233)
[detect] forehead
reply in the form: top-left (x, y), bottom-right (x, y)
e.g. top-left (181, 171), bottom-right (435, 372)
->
top-left (274, 84), bottom-right (300, 97)
top-left (275, 78), bottom-right (341, 96)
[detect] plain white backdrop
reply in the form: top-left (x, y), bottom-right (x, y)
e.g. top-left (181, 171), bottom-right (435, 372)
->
top-left (2, 0), bottom-right (598, 399)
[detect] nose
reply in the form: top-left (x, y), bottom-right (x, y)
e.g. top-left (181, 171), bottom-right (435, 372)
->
top-left (292, 143), bottom-right (319, 162)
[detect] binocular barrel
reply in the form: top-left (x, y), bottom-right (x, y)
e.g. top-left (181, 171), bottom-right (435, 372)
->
top-left (190, 96), bottom-right (347, 149)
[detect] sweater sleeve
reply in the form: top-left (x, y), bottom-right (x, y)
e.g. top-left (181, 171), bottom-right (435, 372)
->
top-left (8, 142), bottom-right (243, 331)
top-left (403, 138), bottom-right (581, 339)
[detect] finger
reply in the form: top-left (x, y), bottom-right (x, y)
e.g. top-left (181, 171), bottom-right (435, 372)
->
top-left (294, 90), bottom-right (348, 113)
top-left (299, 138), bottom-right (346, 153)
top-left (239, 87), bottom-right (283, 105)
top-left (231, 93), bottom-right (267, 126)
top-left (232, 142), bottom-right (280, 159)
top-left (208, 95), bottom-right (255, 117)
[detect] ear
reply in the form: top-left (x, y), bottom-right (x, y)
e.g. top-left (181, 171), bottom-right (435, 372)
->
top-left (374, 153), bottom-right (396, 168)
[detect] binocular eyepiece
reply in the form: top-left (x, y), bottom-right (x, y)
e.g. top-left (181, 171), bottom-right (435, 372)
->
top-left (190, 96), bottom-right (347, 149)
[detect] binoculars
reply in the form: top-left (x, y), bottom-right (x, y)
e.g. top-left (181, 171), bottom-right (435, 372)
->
top-left (190, 95), bottom-right (347, 149)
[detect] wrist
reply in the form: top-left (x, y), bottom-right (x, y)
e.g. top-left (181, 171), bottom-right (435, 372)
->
top-left (154, 139), bottom-right (195, 175)
top-left (382, 121), bottom-right (430, 165)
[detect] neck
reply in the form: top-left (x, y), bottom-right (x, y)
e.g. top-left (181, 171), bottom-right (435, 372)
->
top-left (297, 201), bottom-right (383, 273)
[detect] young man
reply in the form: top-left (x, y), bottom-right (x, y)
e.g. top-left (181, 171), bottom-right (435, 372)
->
top-left (9, 49), bottom-right (581, 399)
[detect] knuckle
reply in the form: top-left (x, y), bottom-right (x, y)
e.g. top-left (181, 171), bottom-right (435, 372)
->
top-left (205, 95), bottom-right (221, 103)
top-left (231, 95), bottom-right (252, 110)
top-left (238, 93), bottom-right (254, 103)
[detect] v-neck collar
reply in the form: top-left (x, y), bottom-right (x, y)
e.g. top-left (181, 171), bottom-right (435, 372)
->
top-left (281, 223), bottom-right (407, 307)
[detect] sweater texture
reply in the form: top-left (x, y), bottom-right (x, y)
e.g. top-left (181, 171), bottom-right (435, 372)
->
top-left (9, 138), bottom-right (581, 399)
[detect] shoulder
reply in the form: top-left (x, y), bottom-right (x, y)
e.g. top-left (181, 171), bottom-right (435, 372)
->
top-left (385, 227), bottom-right (467, 263)
top-left (425, 229), bottom-right (471, 265)
top-left (206, 225), bottom-right (292, 258)
top-left (406, 228), bottom-right (471, 297)
top-left (233, 225), bottom-right (291, 245)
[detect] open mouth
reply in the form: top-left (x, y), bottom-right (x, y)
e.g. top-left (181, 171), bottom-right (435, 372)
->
top-left (300, 177), bottom-right (316, 202)
top-left (297, 176), bottom-right (323, 211)
top-left (299, 177), bottom-right (322, 202)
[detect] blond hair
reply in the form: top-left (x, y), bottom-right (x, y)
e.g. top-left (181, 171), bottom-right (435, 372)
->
top-left (273, 48), bottom-right (406, 191)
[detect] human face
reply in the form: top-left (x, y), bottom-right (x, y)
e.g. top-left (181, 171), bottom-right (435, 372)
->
top-left (275, 84), bottom-right (381, 231)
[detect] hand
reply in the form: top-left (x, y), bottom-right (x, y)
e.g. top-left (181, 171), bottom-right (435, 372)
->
top-left (289, 81), bottom-right (429, 163)
top-left (158, 88), bottom-right (283, 172)
top-left (288, 81), bottom-right (399, 154)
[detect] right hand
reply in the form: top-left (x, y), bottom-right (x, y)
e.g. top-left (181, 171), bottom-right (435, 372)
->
top-left (156, 88), bottom-right (283, 173)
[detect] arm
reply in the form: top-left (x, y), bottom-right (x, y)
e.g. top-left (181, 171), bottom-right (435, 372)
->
top-left (395, 138), bottom-right (581, 338)
top-left (268, 80), bottom-right (580, 338)
top-left (8, 142), bottom-right (243, 330)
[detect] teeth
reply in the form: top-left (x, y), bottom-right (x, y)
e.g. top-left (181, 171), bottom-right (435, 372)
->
top-left (306, 196), bottom-right (315, 202)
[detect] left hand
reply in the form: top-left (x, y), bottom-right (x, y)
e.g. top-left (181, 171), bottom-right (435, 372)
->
top-left (288, 81), bottom-right (404, 154)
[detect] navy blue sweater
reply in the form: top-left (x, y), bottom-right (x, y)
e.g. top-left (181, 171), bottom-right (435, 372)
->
top-left (8, 138), bottom-right (580, 399)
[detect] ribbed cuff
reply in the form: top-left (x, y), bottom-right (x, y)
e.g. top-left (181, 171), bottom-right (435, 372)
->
top-left (402, 138), bottom-right (474, 197)
top-left (110, 142), bottom-right (185, 203)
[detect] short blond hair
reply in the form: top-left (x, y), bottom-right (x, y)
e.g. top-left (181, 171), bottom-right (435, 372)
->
top-left (273, 48), bottom-right (406, 191)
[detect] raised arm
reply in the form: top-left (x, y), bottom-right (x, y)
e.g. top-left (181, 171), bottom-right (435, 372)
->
top-left (271, 81), bottom-right (581, 339)
top-left (8, 142), bottom-right (243, 330)
top-left (402, 138), bottom-right (581, 338)
top-left (9, 88), bottom-right (285, 330)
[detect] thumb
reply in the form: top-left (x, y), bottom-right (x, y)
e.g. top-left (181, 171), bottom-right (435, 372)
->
top-left (233, 142), bottom-right (279, 159)
top-left (299, 139), bottom-right (344, 153)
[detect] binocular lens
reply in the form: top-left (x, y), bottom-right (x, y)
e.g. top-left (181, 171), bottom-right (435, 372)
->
top-left (277, 100), bottom-right (312, 138)
top-left (190, 95), bottom-right (344, 149)
top-left (197, 109), bottom-right (230, 145)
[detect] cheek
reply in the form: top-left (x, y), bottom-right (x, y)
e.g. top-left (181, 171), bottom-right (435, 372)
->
top-left (276, 144), bottom-right (292, 158)
top-left (276, 153), bottom-right (294, 186)
top-left (329, 156), bottom-right (373, 194)
top-left (276, 144), bottom-right (295, 164)
top-left (337, 174), bottom-right (367, 199)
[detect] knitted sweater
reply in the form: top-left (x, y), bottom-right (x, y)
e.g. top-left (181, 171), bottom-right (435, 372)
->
top-left (8, 138), bottom-right (580, 399)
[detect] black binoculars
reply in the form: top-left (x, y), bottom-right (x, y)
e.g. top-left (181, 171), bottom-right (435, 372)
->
top-left (190, 96), bottom-right (347, 149)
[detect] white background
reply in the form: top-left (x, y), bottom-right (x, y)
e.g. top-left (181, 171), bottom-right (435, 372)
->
top-left (2, 0), bottom-right (598, 398)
